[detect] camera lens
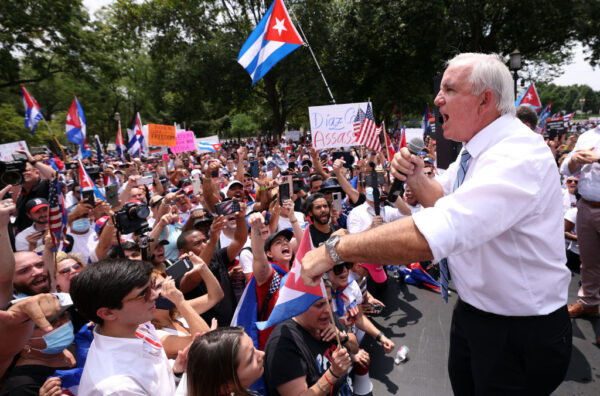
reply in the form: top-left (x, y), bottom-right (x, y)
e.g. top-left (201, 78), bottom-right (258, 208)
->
top-left (129, 205), bottom-right (150, 220)
top-left (1, 171), bottom-right (23, 186)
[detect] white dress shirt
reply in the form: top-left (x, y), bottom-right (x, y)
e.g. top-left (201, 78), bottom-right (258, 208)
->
top-left (560, 126), bottom-right (600, 201)
top-left (78, 323), bottom-right (176, 396)
top-left (413, 114), bottom-right (570, 316)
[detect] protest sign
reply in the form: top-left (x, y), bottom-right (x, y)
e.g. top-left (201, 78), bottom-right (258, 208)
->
top-left (0, 141), bottom-right (29, 161)
top-left (309, 102), bottom-right (367, 150)
top-left (148, 124), bottom-right (176, 146)
top-left (195, 135), bottom-right (221, 153)
top-left (546, 117), bottom-right (566, 140)
top-left (171, 131), bottom-right (196, 153)
top-left (285, 130), bottom-right (301, 142)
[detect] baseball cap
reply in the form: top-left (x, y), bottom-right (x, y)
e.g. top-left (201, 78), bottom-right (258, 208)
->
top-left (25, 198), bottom-right (49, 214)
top-left (360, 263), bottom-right (387, 283)
top-left (264, 229), bottom-right (294, 252)
top-left (223, 180), bottom-right (244, 195)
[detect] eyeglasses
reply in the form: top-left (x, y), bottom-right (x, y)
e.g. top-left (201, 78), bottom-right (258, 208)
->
top-left (424, 171), bottom-right (433, 176)
top-left (332, 262), bottom-right (353, 275)
top-left (123, 278), bottom-right (156, 303)
top-left (566, 180), bottom-right (578, 184)
top-left (58, 263), bottom-right (81, 275)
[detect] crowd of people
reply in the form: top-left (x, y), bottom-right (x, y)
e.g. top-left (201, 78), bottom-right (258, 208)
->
top-left (0, 54), bottom-right (599, 396)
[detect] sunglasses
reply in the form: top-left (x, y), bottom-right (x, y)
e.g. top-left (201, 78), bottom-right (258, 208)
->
top-left (332, 262), bottom-right (353, 275)
top-left (566, 180), bottom-right (578, 184)
top-left (58, 263), bottom-right (81, 275)
top-left (123, 278), bottom-right (156, 303)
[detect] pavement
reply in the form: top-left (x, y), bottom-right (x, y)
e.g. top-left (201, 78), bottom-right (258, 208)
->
top-left (361, 269), bottom-right (600, 395)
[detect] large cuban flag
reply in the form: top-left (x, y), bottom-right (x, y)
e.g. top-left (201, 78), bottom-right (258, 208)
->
top-left (127, 112), bottom-right (145, 157)
top-left (515, 83), bottom-right (541, 110)
top-left (255, 228), bottom-right (327, 331)
top-left (66, 97), bottom-right (92, 159)
top-left (21, 85), bottom-right (43, 134)
top-left (237, 0), bottom-right (304, 86)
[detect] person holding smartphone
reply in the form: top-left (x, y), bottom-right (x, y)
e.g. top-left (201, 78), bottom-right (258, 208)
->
top-left (15, 198), bottom-right (49, 251)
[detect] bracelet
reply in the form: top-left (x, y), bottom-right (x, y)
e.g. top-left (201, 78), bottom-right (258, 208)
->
top-left (324, 372), bottom-right (334, 385)
top-left (376, 331), bottom-right (384, 342)
top-left (316, 380), bottom-right (327, 393)
top-left (328, 367), bottom-right (340, 378)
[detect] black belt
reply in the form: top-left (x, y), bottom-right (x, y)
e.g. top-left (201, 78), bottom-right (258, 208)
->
top-left (456, 299), bottom-right (567, 320)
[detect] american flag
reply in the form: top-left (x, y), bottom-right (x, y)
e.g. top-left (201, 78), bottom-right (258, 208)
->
top-left (353, 107), bottom-right (365, 139)
top-left (48, 178), bottom-right (67, 251)
top-left (356, 103), bottom-right (381, 151)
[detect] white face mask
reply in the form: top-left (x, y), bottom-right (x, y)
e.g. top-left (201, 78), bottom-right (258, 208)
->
top-left (366, 187), bottom-right (375, 202)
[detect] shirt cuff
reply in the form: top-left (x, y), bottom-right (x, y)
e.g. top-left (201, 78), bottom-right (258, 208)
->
top-left (412, 207), bottom-right (454, 263)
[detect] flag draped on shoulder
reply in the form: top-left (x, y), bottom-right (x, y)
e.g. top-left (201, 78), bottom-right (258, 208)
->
top-left (78, 160), bottom-right (105, 201)
top-left (255, 230), bottom-right (327, 330)
top-left (48, 178), bottom-right (67, 252)
top-left (66, 96), bottom-right (91, 159)
top-left (515, 83), bottom-right (541, 109)
top-left (127, 112), bottom-right (145, 157)
top-left (356, 103), bottom-right (381, 152)
top-left (237, 0), bottom-right (304, 86)
top-left (21, 85), bottom-right (43, 134)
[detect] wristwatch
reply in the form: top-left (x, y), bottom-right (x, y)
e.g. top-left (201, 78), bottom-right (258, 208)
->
top-left (324, 235), bottom-right (345, 266)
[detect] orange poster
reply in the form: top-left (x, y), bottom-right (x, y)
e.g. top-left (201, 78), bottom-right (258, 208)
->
top-left (148, 124), bottom-right (176, 146)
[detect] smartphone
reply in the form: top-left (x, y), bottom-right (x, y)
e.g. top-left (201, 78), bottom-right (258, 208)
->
top-left (332, 192), bottom-right (342, 212)
top-left (281, 175), bottom-right (293, 195)
top-left (249, 160), bottom-right (260, 178)
top-left (215, 199), bottom-right (241, 216)
top-left (12, 152), bottom-right (28, 161)
top-left (105, 185), bottom-right (119, 208)
top-left (331, 151), bottom-right (355, 169)
top-left (166, 257), bottom-right (194, 283)
top-left (137, 176), bottom-right (153, 185)
top-left (279, 182), bottom-right (290, 205)
top-left (118, 163), bottom-right (130, 169)
top-left (82, 189), bottom-right (95, 207)
top-left (143, 171), bottom-right (157, 179)
top-left (192, 176), bottom-right (201, 196)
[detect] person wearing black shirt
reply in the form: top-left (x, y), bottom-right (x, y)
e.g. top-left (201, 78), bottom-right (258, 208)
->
top-left (305, 193), bottom-right (338, 248)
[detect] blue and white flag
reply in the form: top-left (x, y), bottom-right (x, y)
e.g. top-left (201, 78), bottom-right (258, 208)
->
top-left (127, 112), bottom-right (145, 157)
top-left (237, 0), bottom-right (304, 85)
top-left (196, 141), bottom-right (222, 153)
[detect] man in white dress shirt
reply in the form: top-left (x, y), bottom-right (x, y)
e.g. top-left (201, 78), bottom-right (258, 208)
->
top-left (301, 53), bottom-right (572, 395)
top-left (70, 259), bottom-right (178, 395)
top-left (560, 124), bottom-right (600, 319)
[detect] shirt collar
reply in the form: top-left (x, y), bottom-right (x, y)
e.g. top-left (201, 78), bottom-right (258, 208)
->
top-left (465, 114), bottom-right (516, 159)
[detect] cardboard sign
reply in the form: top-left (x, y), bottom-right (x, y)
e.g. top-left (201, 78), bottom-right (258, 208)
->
top-left (285, 130), bottom-right (301, 142)
top-left (309, 102), bottom-right (367, 150)
top-left (0, 141), bottom-right (29, 161)
top-left (148, 124), bottom-right (176, 146)
top-left (171, 131), bottom-right (196, 153)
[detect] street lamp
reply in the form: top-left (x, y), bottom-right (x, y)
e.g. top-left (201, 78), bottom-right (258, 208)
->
top-left (579, 98), bottom-right (586, 113)
top-left (509, 49), bottom-right (522, 99)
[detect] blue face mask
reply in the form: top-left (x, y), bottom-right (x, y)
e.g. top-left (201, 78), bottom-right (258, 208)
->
top-left (72, 218), bottom-right (91, 233)
top-left (31, 321), bottom-right (74, 354)
top-left (366, 187), bottom-right (374, 202)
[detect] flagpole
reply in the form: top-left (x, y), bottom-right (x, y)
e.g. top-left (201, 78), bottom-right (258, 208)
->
top-left (287, 9), bottom-right (336, 104)
top-left (324, 293), bottom-right (342, 346)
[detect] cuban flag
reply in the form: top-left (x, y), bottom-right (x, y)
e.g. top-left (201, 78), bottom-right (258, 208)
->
top-left (515, 83), bottom-right (541, 110)
top-left (421, 104), bottom-right (432, 139)
top-left (538, 101), bottom-right (552, 128)
top-left (398, 125), bottom-right (406, 152)
top-left (237, 0), bottom-right (304, 86)
top-left (78, 160), bottom-right (105, 201)
top-left (383, 122), bottom-right (396, 162)
top-left (197, 141), bottom-right (222, 153)
top-left (563, 112), bottom-right (575, 122)
top-left (127, 112), bottom-right (145, 157)
top-left (21, 85), bottom-right (43, 134)
top-left (115, 121), bottom-right (126, 161)
top-left (66, 97), bottom-right (91, 159)
top-left (255, 229), bottom-right (326, 331)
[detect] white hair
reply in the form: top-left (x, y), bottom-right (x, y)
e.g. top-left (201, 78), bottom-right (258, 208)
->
top-left (447, 53), bottom-right (516, 116)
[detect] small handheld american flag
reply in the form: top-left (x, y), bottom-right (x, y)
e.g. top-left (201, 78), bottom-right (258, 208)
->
top-left (48, 178), bottom-right (67, 251)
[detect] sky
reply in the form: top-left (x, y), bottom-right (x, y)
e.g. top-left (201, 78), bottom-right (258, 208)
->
top-left (83, 0), bottom-right (600, 91)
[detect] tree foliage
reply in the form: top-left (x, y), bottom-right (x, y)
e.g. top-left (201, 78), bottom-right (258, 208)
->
top-left (0, 0), bottom-right (598, 149)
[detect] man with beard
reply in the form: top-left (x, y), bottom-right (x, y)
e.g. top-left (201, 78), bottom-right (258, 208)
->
top-left (305, 193), bottom-right (338, 248)
top-left (15, 198), bottom-right (49, 251)
top-left (12, 251), bottom-right (51, 299)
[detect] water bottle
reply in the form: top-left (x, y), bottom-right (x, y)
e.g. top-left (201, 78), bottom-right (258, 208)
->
top-left (394, 345), bottom-right (409, 364)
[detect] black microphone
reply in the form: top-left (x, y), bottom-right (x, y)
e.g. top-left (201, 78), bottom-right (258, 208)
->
top-left (387, 137), bottom-right (425, 203)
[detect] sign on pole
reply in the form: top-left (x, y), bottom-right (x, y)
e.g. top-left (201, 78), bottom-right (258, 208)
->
top-left (308, 102), bottom-right (368, 150)
top-left (148, 124), bottom-right (176, 146)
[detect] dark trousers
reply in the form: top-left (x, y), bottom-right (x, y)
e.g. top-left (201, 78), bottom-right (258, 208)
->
top-left (448, 299), bottom-right (572, 396)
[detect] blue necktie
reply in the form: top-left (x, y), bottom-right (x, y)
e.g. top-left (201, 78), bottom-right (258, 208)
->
top-left (440, 149), bottom-right (471, 303)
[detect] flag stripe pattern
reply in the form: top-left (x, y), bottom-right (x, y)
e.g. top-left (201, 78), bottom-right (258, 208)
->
top-left (48, 178), bottom-right (66, 251)
top-left (128, 112), bottom-right (145, 157)
top-left (21, 85), bottom-right (43, 134)
top-left (237, 0), bottom-right (304, 86)
top-left (356, 103), bottom-right (381, 152)
top-left (115, 122), bottom-right (126, 161)
top-left (255, 228), bottom-right (326, 331)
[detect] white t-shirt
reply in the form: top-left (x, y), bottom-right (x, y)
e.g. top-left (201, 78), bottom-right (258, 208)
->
top-left (238, 239), bottom-right (254, 274)
top-left (564, 207), bottom-right (579, 255)
top-left (15, 224), bottom-right (44, 251)
top-left (562, 189), bottom-right (576, 215)
top-left (67, 229), bottom-right (99, 263)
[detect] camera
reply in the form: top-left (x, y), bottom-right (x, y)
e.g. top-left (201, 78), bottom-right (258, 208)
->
top-left (0, 154), bottom-right (27, 185)
top-left (114, 202), bottom-right (150, 235)
top-left (85, 166), bottom-right (101, 180)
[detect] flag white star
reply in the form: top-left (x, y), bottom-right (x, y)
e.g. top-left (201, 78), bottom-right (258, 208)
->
top-left (272, 18), bottom-right (287, 36)
top-left (526, 93), bottom-right (532, 100)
